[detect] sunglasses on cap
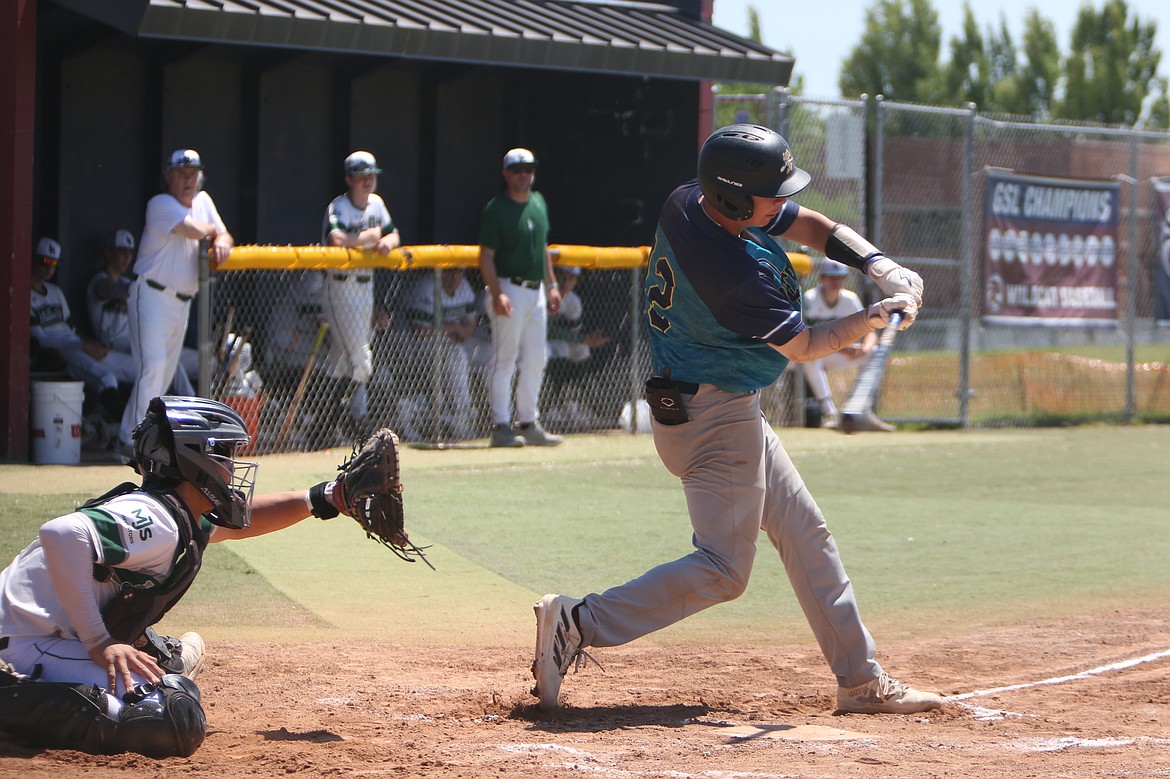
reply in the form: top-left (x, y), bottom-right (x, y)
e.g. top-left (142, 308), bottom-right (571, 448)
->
top-left (38, 256), bottom-right (58, 268)
top-left (507, 164), bottom-right (536, 174)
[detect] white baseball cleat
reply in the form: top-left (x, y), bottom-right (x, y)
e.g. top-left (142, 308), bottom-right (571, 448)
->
top-left (531, 594), bottom-right (584, 710)
top-left (837, 671), bottom-right (943, 714)
top-left (177, 632), bottom-right (206, 681)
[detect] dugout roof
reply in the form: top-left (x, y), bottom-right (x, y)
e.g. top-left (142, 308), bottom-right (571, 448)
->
top-left (58, 0), bottom-right (793, 85)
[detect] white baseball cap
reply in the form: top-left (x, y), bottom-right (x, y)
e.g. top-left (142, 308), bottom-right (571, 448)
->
top-left (109, 229), bottom-right (136, 250)
top-left (502, 148), bottom-right (537, 170)
top-left (344, 151), bottom-right (382, 175)
top-left (819, 259), bottom-right (850, 277)
top-left (35, 237), bottom-right (61, 261)
top-left (166, 149), bottom-right (204, 171)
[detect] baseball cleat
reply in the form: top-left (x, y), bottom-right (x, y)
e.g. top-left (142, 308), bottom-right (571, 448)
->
top-left (490, 424), bottom-right (525, 448)
top-left (517, 422), bottom-right (563, 447)
top-left (531, 594), bottom-right (583, 710)
top-left (177, 632), bottom-right (206, 681)
top-left (836, 671), bottom-right (943, 714)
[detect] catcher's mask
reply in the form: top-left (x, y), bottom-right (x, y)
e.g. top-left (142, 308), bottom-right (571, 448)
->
top-left (131, 396), bottom-right (258, 529)
top-left (698, 123), bottom-right (811, 221)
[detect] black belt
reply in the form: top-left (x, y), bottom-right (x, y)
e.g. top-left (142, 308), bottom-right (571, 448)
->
top-left (508, 277), bottom-right (542, 290)
top-left (144, 278), bottom-right (193, 302)
top-left (333, 273), bottom-right (372, 283)
top-left (676, 381), bottom-right (699, 394)
top-left (0, 637), bottom-right (7, 650)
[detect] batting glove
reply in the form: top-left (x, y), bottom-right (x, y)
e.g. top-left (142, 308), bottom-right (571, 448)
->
top-left (867, 257), bottom-right (924, 306)
top-left (867, 293), bottom-right (918, 330)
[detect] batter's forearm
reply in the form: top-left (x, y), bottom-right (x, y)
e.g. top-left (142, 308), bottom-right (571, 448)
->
top-left (778, 309), bottom-right (876, 363)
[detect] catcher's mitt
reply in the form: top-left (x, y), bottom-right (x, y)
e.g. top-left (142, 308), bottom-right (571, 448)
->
top-left (335, 428), bottom-right (433, 568)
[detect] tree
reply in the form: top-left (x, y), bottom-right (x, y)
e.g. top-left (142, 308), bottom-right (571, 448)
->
top-left (839, 0), bottom-right (943, 103)
top-left (941, 4), bottom-right (990, 108)
top-left (711, 4), bottom-right (793, 128)
top-left (1055, 0), bottom-right (1168, 128)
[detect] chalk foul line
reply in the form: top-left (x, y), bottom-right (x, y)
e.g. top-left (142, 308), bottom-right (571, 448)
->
top-left (947, 647), bottom-right (1170, 702)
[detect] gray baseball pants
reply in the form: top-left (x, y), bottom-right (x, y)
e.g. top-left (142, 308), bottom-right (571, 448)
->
top-left (575, 383), bottom-right (882, 688)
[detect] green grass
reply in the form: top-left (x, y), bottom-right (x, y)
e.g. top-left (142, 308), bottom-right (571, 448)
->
top-left (2, 426), bottom-right (1168, 647)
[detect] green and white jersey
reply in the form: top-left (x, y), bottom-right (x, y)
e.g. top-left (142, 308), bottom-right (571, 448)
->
top-left (0, 491), bottom-right (211, 645)
top-left (322, 193), bottom-right (394, 246)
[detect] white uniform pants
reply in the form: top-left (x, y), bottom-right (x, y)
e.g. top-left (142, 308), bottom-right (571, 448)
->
top-left (120, 280), bottom-right (190, 445)
top-left (1, 634), bottom-right (149, 690)
top-left (322, 273), bottom-right (373, 384)
top-left (803, 352), bottom-right (857, 405)
top-left (486, 280), bottom-right (547, 426)
top-left (575, 385), bottom-right (882, 688)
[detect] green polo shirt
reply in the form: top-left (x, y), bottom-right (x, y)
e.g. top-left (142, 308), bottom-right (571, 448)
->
top-left (479, 191), bottom-right (549, 281)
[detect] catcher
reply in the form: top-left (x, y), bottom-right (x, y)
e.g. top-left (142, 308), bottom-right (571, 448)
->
top-left (0, 396), bottom-right (419, 758)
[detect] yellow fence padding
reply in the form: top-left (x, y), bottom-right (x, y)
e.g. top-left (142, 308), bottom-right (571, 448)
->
top-left (214, 244), bottom-right (812, 275)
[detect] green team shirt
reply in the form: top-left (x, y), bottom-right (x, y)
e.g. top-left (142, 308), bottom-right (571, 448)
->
top-left (478, 191), bottom-right (549, 281)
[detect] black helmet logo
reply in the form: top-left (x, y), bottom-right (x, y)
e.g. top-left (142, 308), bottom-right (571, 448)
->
top-left (781, 148), bottom-right (795, 177)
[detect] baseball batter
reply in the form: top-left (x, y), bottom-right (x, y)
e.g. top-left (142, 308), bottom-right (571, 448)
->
top-left (117, 149), bottom-right (233, 457)
top-left (801, 259), bottom-right (892, 431)
top-left (532, 124), bottom-right (940, 715)
top-left (321, 151), bottom-right (400, 437)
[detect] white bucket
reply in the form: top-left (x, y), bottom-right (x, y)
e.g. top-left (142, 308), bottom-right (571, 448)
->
top-left (30, 381), bottom-right (85, 465)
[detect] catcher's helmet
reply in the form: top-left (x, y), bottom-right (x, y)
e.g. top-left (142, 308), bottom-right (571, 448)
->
top-left (131, 396), bottom-right (257, 529)
top-left (698, 124), bottom-right (811, 220)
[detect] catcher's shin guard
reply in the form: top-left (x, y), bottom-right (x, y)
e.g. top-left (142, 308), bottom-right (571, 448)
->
top-left (0, 668), bottom-right (206, 757)
top-left (0, 668), bottom-right (119, 753)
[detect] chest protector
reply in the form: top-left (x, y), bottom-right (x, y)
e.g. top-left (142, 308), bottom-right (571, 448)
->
top-left (84, 482), bottom-right (209, 645)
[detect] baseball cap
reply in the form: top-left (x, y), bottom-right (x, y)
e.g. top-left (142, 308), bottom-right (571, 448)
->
top-left (503, 148), bottom-right (537, 170)
top-left (344, 151), bottom-right (382, 175)
top-left (35, 237), bottom-right (61, 262)
top-left (166, 149), bottom-right (204, 171)
top-left (562, 266), bottom-right (582, 276)
top-left (108, 229), bottom-right (136, 250)
top-left (819, 259), bottom-right (850, 277)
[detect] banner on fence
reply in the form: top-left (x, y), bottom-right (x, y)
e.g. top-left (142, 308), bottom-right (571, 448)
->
top-left (1153, 177), bottom-right (1170, 328)
top-left (982, 171), bottom-right (1119, 327)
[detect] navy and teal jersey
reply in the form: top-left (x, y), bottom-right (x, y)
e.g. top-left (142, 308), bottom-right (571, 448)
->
top-left (479, 191), bottom-right (549, 281)
top-left (644, 181), bottom-right (805, 393)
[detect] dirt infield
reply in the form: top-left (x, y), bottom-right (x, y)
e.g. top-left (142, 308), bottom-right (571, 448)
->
top-left (1, 607), bottom-right (1167, 778)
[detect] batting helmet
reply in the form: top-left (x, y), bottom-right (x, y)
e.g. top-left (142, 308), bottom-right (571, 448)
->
top-left (698, 124), bottom-right (811, 221)
top-left (131, 396), bottom-right (257, 529)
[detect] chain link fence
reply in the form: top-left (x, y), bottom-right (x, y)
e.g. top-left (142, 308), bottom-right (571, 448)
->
top-left (187, 95), bottom-right (1170, 454)
top-left (723, 90), bottom-right (1170, 428)
top-left (200, 253), bottom-right (647, 454)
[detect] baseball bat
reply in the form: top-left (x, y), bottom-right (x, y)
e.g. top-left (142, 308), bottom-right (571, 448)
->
top-left (217, 307), bottom-right (235, 364)
top-left (220, 325), bottom-right (253, 399)
top-left (838, 312), bottom-right (902, 435)
top-left (276, 321), bottom-right (329, 450)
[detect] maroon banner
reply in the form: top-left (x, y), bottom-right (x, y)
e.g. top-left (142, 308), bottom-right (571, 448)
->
top-left (983, 171), bottom-right (1120, 326)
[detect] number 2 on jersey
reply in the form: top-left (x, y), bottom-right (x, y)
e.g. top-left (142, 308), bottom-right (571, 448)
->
top-left (647, 256), bottom-right (675, 333)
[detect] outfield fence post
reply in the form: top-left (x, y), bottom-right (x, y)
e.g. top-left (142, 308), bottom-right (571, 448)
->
top-left (1124, 130), bottom-right (1139, 421)
top-left (958, 103), bottom-right (977, 428)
